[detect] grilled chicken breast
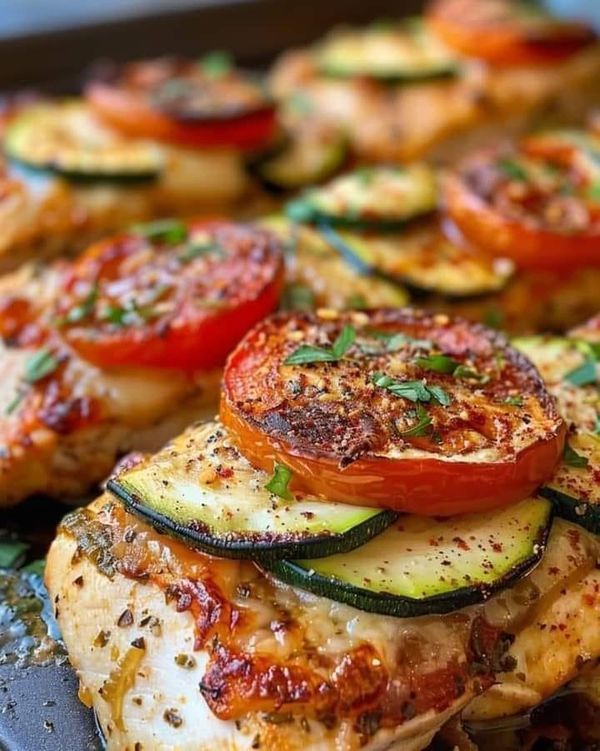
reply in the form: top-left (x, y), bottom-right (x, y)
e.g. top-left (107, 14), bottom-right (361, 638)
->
top-left (271, 43), bottom-right (600, 164)
top-left (46, 495), bottom-right (600, 751)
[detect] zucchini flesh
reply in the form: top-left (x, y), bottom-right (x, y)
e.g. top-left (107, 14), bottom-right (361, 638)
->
top-left (512, 336), bottom-right (599, 433)
top-left (286, 164), bottom-right (437, 229)
top-left (258, 216), bottom-right (409, 310)
top-left (4, 101), bottom-right (162, 183)
top-left (267, 497), bottom-right (552, 617)
top-left (540, 432), bottom-right (600, 534)
top-left (108, 422), bottom-right (396, 560)
top-left (321, 224), bottom-right (513, 299)
top-left (315, 20), bottom-right (459, 82)
top-left (250, 125), bottom-right (347, 191)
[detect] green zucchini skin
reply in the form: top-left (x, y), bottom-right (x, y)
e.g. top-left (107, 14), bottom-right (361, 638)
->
top-left (538, 433), bottom-right (600, 534)
top-left (248, 128), bottom-right (347, 192)
top-left (266, 498), bottom-right (553, 618)
top-left (4, 101), bottom-right (162, 184)
top-left (108, 478), bottom-right (397, 561)
top-left (319, 224), bottom-right (512, 300)
top-left (314, 20), bottom-right (460, 83)
top-left (106, 422), bottom-right (397, 561)
top-left (286, 164), bottom-right (438, 231)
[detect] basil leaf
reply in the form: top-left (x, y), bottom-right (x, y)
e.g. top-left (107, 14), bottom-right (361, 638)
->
top-left (332, 325), bottom-right (356, 358)
top-left (5, 390), bottom-right (25, 416)
top-left (504, 395), bottom-right (524, 407)
top-left (264, 464), bottom-right (294, 501)
top-left (367, 330), bottom-right (433, 352)
top-left (179, 240), bottom-right (222, 263)
top-left (63, 284), bottom-right (98, 325)
top-left (497, 158), bottom-right (528, 182)
top-left (563, 440), bottom-right (589, 468)
top-left (0, 539), bottom-right (29, 568)
top-left (426, 384), bottom-right (451, 406)
top-left (284, 325), bottom-right (356, 365)
top-left (24, 348), bottom-right (59, 383)
top-left (284, 345), bottom-right (338, 365)
top-left (372, 373), bottom-right (450, 405)
top-left (133, 219), bottom-right (187, 244)
top-left (399, 404), bottom-right (432, 437)
top-left (200, 51), bottom-right (233, 79)
top-left (454, 364), bottom-right (491, 384)
top-left (565, 358), bottom-right (597, 386)
top-left (415, 354), bottom-right (459, 374)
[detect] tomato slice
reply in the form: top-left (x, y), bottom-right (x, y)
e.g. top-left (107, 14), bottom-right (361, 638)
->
top-left (86, 58), bottom-right (277, 150)
top-left (54, 220), bottom-right (284, 371)
top-left (221, 309), bottom-right (565, 515)
top-left (443, 136), bottom-right (600, 271)
top-left (427, 0), bottom-right (595, 66)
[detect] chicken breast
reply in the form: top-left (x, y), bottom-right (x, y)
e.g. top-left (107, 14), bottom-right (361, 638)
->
top-left (271, 43), bottom-right (600, 164)
top-left (46, 486), bottom-right (600, 751)
top-left (45, 496), bottom-right (499, 751)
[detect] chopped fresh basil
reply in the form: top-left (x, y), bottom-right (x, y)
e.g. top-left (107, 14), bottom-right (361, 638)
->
top-left (563, 440), bottom-right (589, 468)
top-left (399, 404), bottom-right (432, 438)
top-left (284, 324), bottom-right (356, 365)
top-left (565, 358), bottom-right (597, 387)
top-left (282, 284), bottom-right (315, 311)
top-left (178, 240), bottom-right (222, 263)
top-left (24, 348), bottom-right (59, 383)
top-left (264, 464), bottom-right (294, 501)
top-left (200, 51), bottom-right (233, 79)
top-left (453, 364), bottom-right (491, 384)
top-left (5, 390), bottom-right (25, 416)
top-left (133, 219), bottom-right (188, 245)
top-left (0, 539), bottom-right (29, 568)
top-left (415, 354), bottom-right (459, 374)
top-left (371, 372), bottom-right (450, 406)
top-left (497, 158), bottom-right (528, 182)
top-left (367, 330), bottom-right (433, 352)
top-left (504, 395), bottom-right (524, 407)
top-left (60, 284), bottom-right (98, 325)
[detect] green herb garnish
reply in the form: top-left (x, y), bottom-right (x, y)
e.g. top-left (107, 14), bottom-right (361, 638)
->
top-left (5, 390), bottom-right (25, 416)
top-left (0, 539), bottom-right (29, 568)
top-left (367, 330), bottom-right (433, 352)
top-left (415, 354), bottom-right (459, 374)
top-left (453, 364), bottom-right (491, 384)
top-left (563, 440), bottom-right (589, 469)
top-left (200, 51), bottom-right (233, 79)
top-left (24, 348), bottom-right (59, 383)
top-left (178, 240), bottom-right (222, 263)
top-left (595, 413), bottom-right (600, 436)
top-left (265, 464), bottom-right (294, 500)
top-left (371, 372), bottom-right (451, 406)
top-left (133, 219), bottom-right (188, 245)
top-left (285, 324), bottom-right (356, 365)
top-left (565, 358), bottom-right (597, 387)
top-left (399, 404), bottom-right (432, 437)
top-left (504, 395), bottom-right (524, 407)
top-left (497, 158), bottom-right (528, 182)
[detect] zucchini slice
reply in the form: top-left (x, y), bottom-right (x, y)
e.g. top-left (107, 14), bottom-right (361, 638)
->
top-left (512, 336), bottom-right (599, 433)
top-left (249, 124), bottom-right (347, 191)
top-left (286, 164), bottom-right (437, 230)
top-left (267, 497), bottom-right (552, 617)
top-left (321, 224), bottom-right (514, 299)
top-left (107, 422), bottom-right (396, 560)
top-left (4, 101), bottom-right (162, 183)
top-left (540, 432), bottom-right (600, 534)
top-left (258, 216), bottom-right (409, 310)
top-left (315, 20), bottom-right (460, 82)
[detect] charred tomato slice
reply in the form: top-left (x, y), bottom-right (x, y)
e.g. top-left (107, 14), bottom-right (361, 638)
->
top-left (221, 309), bottom-right (565, 514)
top-left (86, 57), bottom-right (277, 150)
top-left (54, 220), bottom-right (284, 371)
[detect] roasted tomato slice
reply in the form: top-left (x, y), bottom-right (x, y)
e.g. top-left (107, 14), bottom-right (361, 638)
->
top-left (221, 309), bottom-right (565, 515)
top-left (443, 134), bottom-right (600, 271)
top-left (54, 220), bottom-right (284, 371)
top-left (427, 0), bottom-right (595, 66)
top-left (86, 57), bottom-right (277, 150)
